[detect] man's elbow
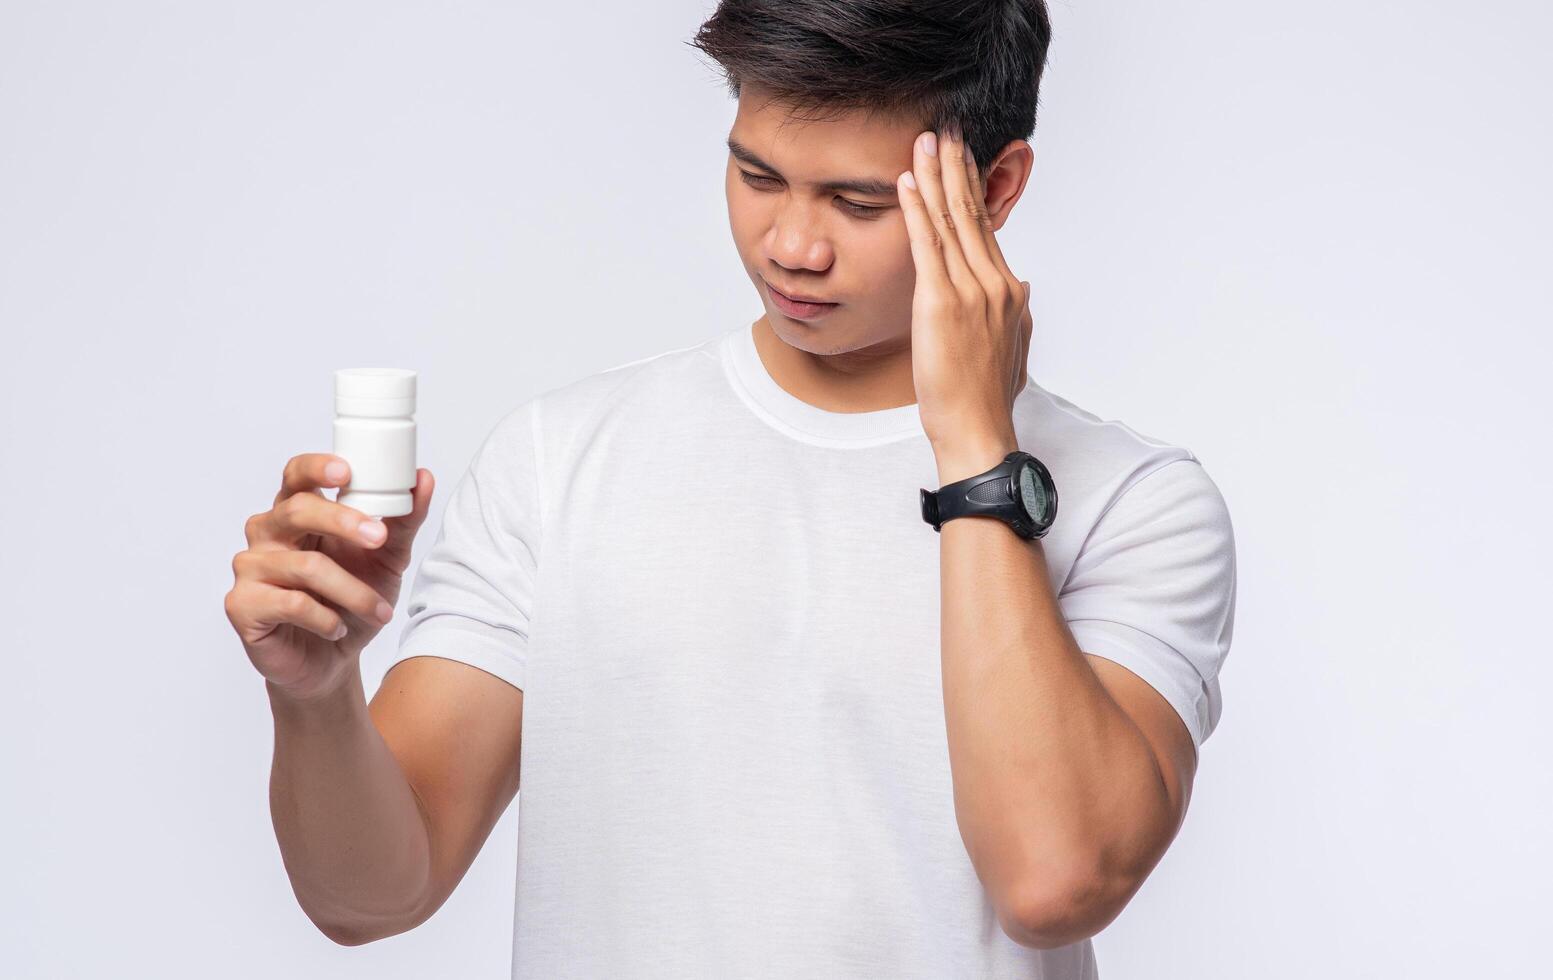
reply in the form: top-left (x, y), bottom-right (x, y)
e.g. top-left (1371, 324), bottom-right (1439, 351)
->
top-left (305, 907), bottom-right (391, 947)
top-left (996, 861), bottom-right (1138, 950)
top-left (306, 897), bottom-right (429, 948)
top-left (318, 922), bottom-right (377, 947)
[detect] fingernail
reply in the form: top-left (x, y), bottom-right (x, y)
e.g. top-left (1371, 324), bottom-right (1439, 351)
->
top-left (325, 460), bottom-right (348, 483)
top-left (901, 170), bottom-right (917, 190)
top-left (359, 519), bottom-right (386, 542)
top-left (330, 623), bottom-right (349, 641)
top-left (375, 600), bottom-right (394, 624)
top-left (923, 132), bottom-right (937, 157)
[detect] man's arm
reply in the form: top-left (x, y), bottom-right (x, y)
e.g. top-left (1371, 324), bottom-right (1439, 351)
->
top-left (888, 125), bottom-right (1207, 951)
top-left (268, 655), bottom-right (523, 946)
top-left (932, 442), bottom-right (1196, 951)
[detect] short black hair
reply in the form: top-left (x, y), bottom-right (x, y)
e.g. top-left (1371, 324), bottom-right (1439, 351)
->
top-left (687, 0), bottom-right (1053, 173)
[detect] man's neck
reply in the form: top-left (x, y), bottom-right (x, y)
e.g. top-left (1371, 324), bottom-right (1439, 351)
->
top-left (750, 316), bottom-right (918, 415)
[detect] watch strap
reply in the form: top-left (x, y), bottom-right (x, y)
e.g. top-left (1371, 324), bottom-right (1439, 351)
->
top-left (920, 452), bottom-right (1026, 533)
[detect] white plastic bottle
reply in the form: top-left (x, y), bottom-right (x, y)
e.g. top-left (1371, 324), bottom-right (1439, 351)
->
top-left (332, 368), bottom-right (417, 518)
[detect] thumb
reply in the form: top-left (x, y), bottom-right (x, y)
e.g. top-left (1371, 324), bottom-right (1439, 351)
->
top-left (380, 468), bottom-right (435, 555)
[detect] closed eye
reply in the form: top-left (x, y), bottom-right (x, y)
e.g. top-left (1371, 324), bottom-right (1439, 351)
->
top-left (737, 170), bottom-right (889, 218)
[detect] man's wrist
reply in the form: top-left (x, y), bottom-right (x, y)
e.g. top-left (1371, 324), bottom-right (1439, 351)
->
top-left (266, 669), bottom-right (366, 729)
top-left (933, 431), bottom-right (1019, 485)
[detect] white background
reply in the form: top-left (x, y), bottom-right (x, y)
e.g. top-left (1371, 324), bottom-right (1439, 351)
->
top-left (3, 1), bottom-right (1548, 976)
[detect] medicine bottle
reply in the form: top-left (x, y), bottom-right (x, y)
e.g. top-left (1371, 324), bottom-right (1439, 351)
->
top-left (332, 368), bottom-right (417, 518)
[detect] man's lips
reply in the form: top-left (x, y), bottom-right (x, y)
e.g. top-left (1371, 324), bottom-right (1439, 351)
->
top-left (764, 278), bottom-right (837, 306)
top-left (765, 279), bottom-right (841, 321)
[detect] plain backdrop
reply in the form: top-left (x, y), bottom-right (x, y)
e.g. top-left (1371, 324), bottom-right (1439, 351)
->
top-left (3, 1), bottom-right (1549, 977)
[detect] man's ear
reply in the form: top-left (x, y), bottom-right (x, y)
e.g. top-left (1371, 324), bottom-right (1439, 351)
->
top-left (980, 139), bottom-right (1035, 233)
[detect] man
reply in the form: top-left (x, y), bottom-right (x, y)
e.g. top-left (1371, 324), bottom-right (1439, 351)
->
top-left (224, 2), bottom-right (1237, 976)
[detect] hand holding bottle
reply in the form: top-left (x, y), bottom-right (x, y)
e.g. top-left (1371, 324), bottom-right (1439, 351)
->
top-left (225, 455), bottom-right (435, 703)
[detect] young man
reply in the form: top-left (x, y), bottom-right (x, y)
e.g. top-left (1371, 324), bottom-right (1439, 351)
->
top-left (225, 2), bottom-right (1236, 977)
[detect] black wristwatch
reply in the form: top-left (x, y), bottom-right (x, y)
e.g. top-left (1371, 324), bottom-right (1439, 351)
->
top-left (920, 450), bottom-right (1058, 540)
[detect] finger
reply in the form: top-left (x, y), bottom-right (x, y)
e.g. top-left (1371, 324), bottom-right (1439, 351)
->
top-left (231, 580), bottom-right (353, 642)
top-left (938, 129), bottom-right (1009, 296)
top-left (250, 489), bottom-right (389, 551)
top-left (385, 468), bottom-right (434, 534)
top-left (963, 146), bottom-right (1019, 287)
top-left (236, 548), bottom-right (395, 626)
top-left (911, 129), bottom-right (977, 293)
top-left (897, 168), bottom-right (954, 294)
top-left (374, 468), bottom-right (435, 572)
top-left (275, 453), bottom-right (351, 509)
top-left (1017, 281), bottom-right (1034, 390)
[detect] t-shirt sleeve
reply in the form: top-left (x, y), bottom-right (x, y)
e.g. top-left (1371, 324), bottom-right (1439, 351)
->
top-left (1059, 457), bottom-right (1237, 749)
top-left (386, 398), bottom-right (544, 692)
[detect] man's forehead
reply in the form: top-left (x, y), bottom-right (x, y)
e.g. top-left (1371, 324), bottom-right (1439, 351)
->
top-left (726, 100), bottom-right (916, 196)
top-left (734, 89), bottom-right (917, 139)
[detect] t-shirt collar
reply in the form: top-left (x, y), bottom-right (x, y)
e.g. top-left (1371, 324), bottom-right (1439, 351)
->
top-left (720, 321), bottom-right (929, 448)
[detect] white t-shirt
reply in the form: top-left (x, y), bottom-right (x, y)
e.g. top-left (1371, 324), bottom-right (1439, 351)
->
top-left (391, 320), bottom-right (1237, 979)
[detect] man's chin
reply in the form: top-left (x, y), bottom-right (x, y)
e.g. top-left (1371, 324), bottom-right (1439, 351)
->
top-left (762, 312), bottom-right (825, 350)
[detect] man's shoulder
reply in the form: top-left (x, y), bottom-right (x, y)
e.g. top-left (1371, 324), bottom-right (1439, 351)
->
top-left (467, 333), bottom-right (722, 458)
top-left (1017, 381), bottom-right (1216, 516)
top-left (511, 332), bottom-right (726, 447)
top-left (548, 333), bottom-right (717, 403)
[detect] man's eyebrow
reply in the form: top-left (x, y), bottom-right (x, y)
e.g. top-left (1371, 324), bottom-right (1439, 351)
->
top-left (726, 137), bottom-right (900, 198)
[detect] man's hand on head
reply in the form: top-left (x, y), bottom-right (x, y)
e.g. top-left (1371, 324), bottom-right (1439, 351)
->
top-left (896, 127), bottom-right (1033, 481)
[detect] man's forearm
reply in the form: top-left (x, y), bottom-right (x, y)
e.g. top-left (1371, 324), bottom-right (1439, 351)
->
top-left (267, 669), bottom-right (433, 945)
top-left (933, 443), bottom-right (1175, 944)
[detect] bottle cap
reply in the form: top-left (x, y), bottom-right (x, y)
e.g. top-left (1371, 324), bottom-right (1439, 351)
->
top-left (335, 368), bottom-right (416, 417)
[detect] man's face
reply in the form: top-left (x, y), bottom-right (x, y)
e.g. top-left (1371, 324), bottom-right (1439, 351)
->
top-left (724, 85), bottom-right (924, 357)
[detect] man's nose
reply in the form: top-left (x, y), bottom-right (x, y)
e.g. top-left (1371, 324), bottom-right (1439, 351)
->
top-left (764, 203), bottom-right (835, 273)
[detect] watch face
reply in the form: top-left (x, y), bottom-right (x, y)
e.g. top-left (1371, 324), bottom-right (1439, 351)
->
top-left (1017, 461), bottom-right (1052, 523)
